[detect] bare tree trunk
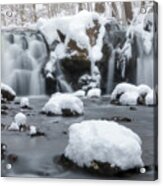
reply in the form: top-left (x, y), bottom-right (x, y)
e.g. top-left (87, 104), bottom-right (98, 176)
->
top-left (95, 2), bottom-right (105, 13)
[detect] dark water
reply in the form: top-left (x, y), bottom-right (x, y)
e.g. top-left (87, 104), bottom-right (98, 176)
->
top-left (1, 97), bottom-right (157, 180)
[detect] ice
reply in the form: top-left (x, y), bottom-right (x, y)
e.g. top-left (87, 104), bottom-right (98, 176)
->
top-left (42, 93), bottom-right (84, 115)
top-left (64, 120), bottom-right (144, 170)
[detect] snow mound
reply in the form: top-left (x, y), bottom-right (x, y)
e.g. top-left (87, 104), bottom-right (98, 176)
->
top-left (29, 126), bottom-right (37, 135)
top-left (73, 90), bottom-right (86, 98)
top-left (42, 93), bottom-right (84, 116)
top-left (20, 97), bottom-right (30, 108)
top-left (1, 83), bottom-right (16, 101)
top-left (64, 120), bottom-right (143, 170)
top-left (119, 91), bottom-right (139, 106)
top-left (14, 112), bottom-right (27, 126)
top-left (145, 90), bottom-right (156, 106)
top-left (137, 84), bottom-right (152, 96)
top-left (111, 83), bottom-right (154, 106)
top-left (8, 122), bottom-right (19, 131)
top-left (111, 83), bottom-right (137, 101)
top-left (87, 88), bottom-right (101, 98)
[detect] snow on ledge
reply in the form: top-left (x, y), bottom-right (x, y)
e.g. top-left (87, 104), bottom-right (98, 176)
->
top-left (64, 120), bottom-right (144, 170)
top-left (42, 93), bottom-right (84, 116)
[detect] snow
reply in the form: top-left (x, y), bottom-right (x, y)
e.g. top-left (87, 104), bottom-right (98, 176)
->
top-left (14, 112), bottom-right (27, 126)
top-left (39, 10), bottom-right (105, 62)
top-left (1, 83), bottom-right (16, 97)
top-left (111, 83), bottom-right (137, 101)
top-left (8, 122), bottom-right (19, 131)
top-left (145, 90), bottom-right (156, 106)
top-left (29, 126), bottom-right (37, 135)
top-left (119, 91), bottom-right (139, 106)
top-left (64, 120), bottom-right (144, 170)
top-left (111, 83), bottom-right (154, 106)
top-left (73, 90), bottom-right (86, 98)
top-left (137, 84), bottom-right (152, 96)
top-left (42, 93), bottom-right (84, 115)
top-left (20, 97), bottom-right (30, 108)
top-left (87, 88), bottom-right (101, 98)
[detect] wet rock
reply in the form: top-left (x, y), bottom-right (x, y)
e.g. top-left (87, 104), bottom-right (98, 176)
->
top-left (7, 154), bottom-right (18, 163)
top-left (62, 131), bottom-right (67, 135)
top-left (21, 105), bottom-right (32, 110)
top-left (1, 84), bottom-right (16, 101)
top-left (30, 131), bottom-right (45, 137)
top-left (1, 110), bottom-right (8, 115)
top-left (1, 104), bottom-right (9, 110)
top-left (101, 116), bottom-right (132, 122)
top-left (1, 123), bottom-right (6, 130)
top-left (1, 143), bottom-right (7, 160)
top-left (58, 154), bottom-right (143, 176)
top-left (19, 124), bottom-right (29, 132)
top-left (129, 106), bottom-right (137, 111)
top-left (62, 109), bottom-right (80, 117)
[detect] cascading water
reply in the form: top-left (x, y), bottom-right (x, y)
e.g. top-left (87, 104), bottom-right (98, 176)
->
top-left (1, 31), bottom-right (48, 96)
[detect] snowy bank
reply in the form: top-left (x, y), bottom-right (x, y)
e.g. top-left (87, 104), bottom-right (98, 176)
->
top-left (64, 120), bottom-right (144, 171)
top-left (42, 93), bottom-right (84, 116)
top-left (1, 83), bottom-right (16, 101)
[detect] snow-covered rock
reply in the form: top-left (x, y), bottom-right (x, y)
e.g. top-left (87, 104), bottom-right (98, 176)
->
top-left (1, 83), bottom-right (16, 101)
top-left (42, 93), bottom-right (84, 116)
top-left (14, 112), bottom-right (27, 126)
top-left (145, 90), bottom-right (156, 106)
top-left (111, 83), bottom-right (137, 101)
top-left (87, 88), bottom-right (101, 98)
top-left (73, 90), bottom-right (86, 98)
top-left (137, 84), bottom-right (152, 97)
top-left (64, 120), bottom-right (143, 170)
top-left (29, 126), bottom-right (37, 135)
top-left (8, 122), bottom-right (19, 131)
top-left (119, 91), bottom-right (139, 106)
top-left (20, 97), bottom-right (30, 108)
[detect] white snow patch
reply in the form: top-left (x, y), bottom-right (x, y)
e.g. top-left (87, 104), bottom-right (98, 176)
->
top-left (8, 122), bottom-right (19, 131)
top-left (145, 90), bottom-right (156, 106)
top-left (111, 83), bottom-right (137, 101)
top-left (73, 90), bottom-right (86, 98)
top-left (14, 112), bottom-right (27, 126)
top-left (119, 91), bottom-right (139, 106)
top-left (20, 97), bottom-right (30, 108)
top-left (87, 88), bottom-right (101, 98)
top-left (29, 126), bottom-right (37, 135)
top-left (42, 93), bottom-right (84, 115)
top-left (137, 84), bottom-right (152, 96)
top-left (64, 120), bottom-right (144, 170)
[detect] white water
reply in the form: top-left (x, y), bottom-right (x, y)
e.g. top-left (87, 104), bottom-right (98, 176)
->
top-left (1, 32), bottom-right (47, 96)
top-left (136, 36), bottom-right (154, 88)
top-left (107, 50), bottom-right (116, 93)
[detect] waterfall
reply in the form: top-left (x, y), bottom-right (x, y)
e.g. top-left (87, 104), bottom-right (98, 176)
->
top-left (1, 32), bottom-right (48, 96)
top-left (107, 50), bottom-right (116, 94)
top-left (136, 35), bottom-right (154, 88)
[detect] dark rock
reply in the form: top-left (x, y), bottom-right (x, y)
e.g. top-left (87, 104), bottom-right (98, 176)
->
top-left (1, 123), bottom-right (6, 130)
top-left (19, 124), bottom-right (28, 132)
top-left (30, 131), bottom-right (45, 137)
top-left (1, 110), bottom-right (8, 115)
top-left (1, 104), bottom-right (9, 110)
top-left (62, 131), bottom-right (67, 135)
top-left (62, 109), bottom-right (80, 117)
top-left (101, 116), bottom-right (132, 122)
top-left (1, 89), bottom-right (15, 101)
top-left (58, 154), bottom-right (143, 176)
top-left (7, 154), bottom-right (18, 163)
top-left (21, 105), bottom-right (32, 110)
top-left (129, 106), bottom-right (137, 111)
top-left (1, 143), bottom-right (7, 160)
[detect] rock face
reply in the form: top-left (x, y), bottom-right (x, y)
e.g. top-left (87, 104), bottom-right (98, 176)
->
top-left (1, 83), bottom-right (16, 101)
